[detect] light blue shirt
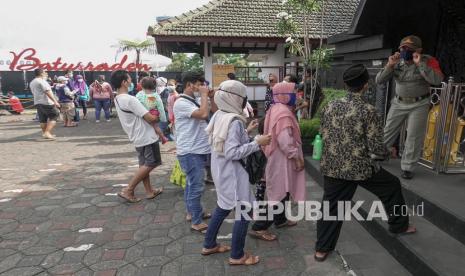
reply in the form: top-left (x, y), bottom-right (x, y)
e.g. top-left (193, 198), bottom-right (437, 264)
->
top-left (173, 96), bottom-right (210, 155)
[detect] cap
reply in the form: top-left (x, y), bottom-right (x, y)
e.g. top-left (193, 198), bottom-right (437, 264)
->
top-left (399, 35), bottom-right (422, 50)
top-left (57, 76), bottom-right (68, 82)
top-left (343, 64), bottom-right (369, 88)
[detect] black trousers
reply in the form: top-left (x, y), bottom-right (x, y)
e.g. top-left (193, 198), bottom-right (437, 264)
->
top-left (252, 193), bottom-right (289, 231)
top-left (315, 167), bottom-right (409, 252)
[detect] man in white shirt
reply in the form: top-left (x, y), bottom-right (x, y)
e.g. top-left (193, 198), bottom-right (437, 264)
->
top-left (30, 69), bottom-right (61, 140)
top-left (111, 70), bottom-right (163, 203)
top-left (174, 72), bottom-right (217, 232)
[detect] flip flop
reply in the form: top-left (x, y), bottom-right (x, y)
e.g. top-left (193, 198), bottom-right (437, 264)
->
top-left (201, 244), bottom-right (231, 256)
top-left (186, 213), bottom-right (212, 222)
top-left (117, 192), bottom-right (141, 203)
top-left (275, 220), bottom-right (297, 229)
top-left (229, 252), bottom-right (260, 266)
top-left (146, 188), bottom-right (163, 199)
top-left (190, 223), bottom-right (208, 233)
top-left (248, 230), bottom-right (277, 241)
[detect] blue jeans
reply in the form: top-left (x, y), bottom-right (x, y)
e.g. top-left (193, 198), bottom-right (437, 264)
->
top-left (94, 99), bottom-right (111, 121)
top-left (204, 206), bottom-right (250, 259)
top-left (177, 153), bottom-right (207, 225)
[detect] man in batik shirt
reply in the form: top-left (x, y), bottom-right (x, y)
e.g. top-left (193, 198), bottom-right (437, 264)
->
top-left (314, 64), bottom-right (416, 262)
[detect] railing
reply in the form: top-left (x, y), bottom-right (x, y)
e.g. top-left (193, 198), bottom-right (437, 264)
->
top-left (413, 78), bottom-right (465, 174)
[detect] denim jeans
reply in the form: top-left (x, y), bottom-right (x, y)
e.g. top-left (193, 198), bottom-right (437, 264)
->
top-left (177, 153), bottom-right (207, 225)
top-left (204, 206), bottom-right (250, 259)
top-left (94, 99), bottom-right (111, 120)
top-left (78, 99), bottom-right (88, 116)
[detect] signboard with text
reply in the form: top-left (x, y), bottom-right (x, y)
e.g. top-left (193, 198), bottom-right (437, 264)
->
top-left (0, 48), bottom-right (152, 72)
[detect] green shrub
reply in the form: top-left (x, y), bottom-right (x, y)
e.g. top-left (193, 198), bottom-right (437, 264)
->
top-left (299, 118), bottom-right (321, 140)
top-left (300, 88), bottom-right (346, 140)
top-left (314, 88), bottom-right (347, 119)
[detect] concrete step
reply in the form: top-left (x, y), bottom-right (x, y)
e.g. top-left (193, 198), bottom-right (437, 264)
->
top-left (382, 160), bottom-right (465, 246)
top-left (305, 157), bottom-right (465, 276)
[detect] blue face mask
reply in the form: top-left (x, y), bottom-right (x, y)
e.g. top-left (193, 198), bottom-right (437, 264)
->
top-left (287, 93), bottom-right (297, 106)
top-left (273, 93), bottom-right (297, 106)
top-left (128, 82), bottom-right (134, 91)
top-left (400, 49), bottom-right (414, 61)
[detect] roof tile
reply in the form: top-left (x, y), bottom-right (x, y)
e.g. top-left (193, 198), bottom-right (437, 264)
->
top-left (152, 0), bottom-right (360, 38)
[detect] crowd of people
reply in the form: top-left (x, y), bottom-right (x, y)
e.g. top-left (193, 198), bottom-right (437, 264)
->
top-left (24, 34), bottom-right (445, 266)
top-left (27, 68), bottom-right (178, 140)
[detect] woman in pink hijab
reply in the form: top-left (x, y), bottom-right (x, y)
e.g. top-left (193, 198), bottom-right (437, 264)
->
top-left (261, 82), bottom-right (306, 227)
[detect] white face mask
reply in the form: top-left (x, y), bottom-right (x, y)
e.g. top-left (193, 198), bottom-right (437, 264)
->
top-left (193, 92), bottom-right (200, 98)
top-left (78, 79), bottom-right (84, 83)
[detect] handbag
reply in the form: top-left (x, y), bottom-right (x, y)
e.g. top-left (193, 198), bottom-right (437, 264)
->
top-left (170, 159), bottom-right (186, 189)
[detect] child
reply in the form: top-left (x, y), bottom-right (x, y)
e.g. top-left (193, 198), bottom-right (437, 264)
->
top-left (136, 77), bottom-right (169, 144)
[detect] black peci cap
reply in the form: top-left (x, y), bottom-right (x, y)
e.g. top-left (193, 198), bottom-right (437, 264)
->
top-left (343, 64), bottom-right (369, 88)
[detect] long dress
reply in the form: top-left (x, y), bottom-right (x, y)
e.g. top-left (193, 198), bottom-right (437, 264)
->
top-left (265, 126), bottom-right (306, 203)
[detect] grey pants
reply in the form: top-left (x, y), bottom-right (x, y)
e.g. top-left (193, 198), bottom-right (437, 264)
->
top-left (384, 98), bottom-right (430, 171)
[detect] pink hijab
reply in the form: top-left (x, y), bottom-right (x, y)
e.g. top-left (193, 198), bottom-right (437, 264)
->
top-left (263, 82), bottom-right (302, 157)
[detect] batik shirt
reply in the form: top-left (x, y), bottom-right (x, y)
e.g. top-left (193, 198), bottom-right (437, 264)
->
top-left (320, 93), bottom-right (386, 181)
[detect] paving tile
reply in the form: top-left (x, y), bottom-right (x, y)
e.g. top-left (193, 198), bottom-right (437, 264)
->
top-left (102, 249), bottom-right (126, 261)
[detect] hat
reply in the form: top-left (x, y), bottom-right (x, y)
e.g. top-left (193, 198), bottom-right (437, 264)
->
top-left (343, 64), bottom-right (369, 88)
top-left (57, 76), bottom-right (68, 82)
top-left (218, 80), bottom-right (247, 97)
top-left (399, 35), bottom-right (422, 50)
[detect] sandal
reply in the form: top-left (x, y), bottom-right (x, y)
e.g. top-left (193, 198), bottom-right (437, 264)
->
top-left (314, 251), bottom-right (331, 262)
top-left (117, 191), bottom-right (141, 203)
top-left (248, 230), bottom-right (277, 241)
top-left (201, 244), bottom-right (231, 256)
top-left (190, 223), bottom-right (208, 233)
top-left (146, 188), bottom-right (163, 199)
top-left (186, 213), bottom-right (212, 222)
top-left (397, 225), bottom-right (417, 236)
top-left (275, 220), bottom-right (297, 229)
top-left (229, 252), bottom-right (260, 266)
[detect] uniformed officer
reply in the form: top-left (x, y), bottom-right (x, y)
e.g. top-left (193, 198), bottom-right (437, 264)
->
top-left (376, 35), bottom-right (444, 179)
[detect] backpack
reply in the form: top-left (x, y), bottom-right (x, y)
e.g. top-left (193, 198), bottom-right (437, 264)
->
top-left (241, 148), bottom-right (267, 184)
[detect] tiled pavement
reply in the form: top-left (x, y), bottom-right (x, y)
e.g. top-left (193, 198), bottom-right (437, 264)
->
top-left (0, 112), bottom-right (350, 276)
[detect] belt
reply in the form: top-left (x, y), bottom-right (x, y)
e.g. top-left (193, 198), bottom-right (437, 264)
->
top-left (396, 94), bottom-right (429, 104)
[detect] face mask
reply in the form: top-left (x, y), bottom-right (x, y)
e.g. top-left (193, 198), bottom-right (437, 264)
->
top-left (78, 79), bottom-right (84, 83)
top-left (128, 82), bottom-right (134, 91)
top-left (400, 49), bottom-right (414, 61)
top-left (193, 92), bottom-right (201, 98)
top-left (287, 93), bottom-right (297, 106)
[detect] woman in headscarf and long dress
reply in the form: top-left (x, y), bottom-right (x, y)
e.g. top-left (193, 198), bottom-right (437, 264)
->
top-left (73, 75), bottom-right (90, 120)
top-left (259, 82), bottom-right (306, 229)
top-left (202, 80), bottom-right (272, 266)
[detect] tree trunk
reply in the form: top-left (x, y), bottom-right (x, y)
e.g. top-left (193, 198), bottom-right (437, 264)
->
top-left (135, 50), bottom-right (140, 83)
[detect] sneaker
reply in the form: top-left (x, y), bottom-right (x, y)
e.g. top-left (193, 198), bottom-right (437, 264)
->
top-left (106, 119), bottom-right (111, 122)
top-left (96, 120), bottom-right (100, 123)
